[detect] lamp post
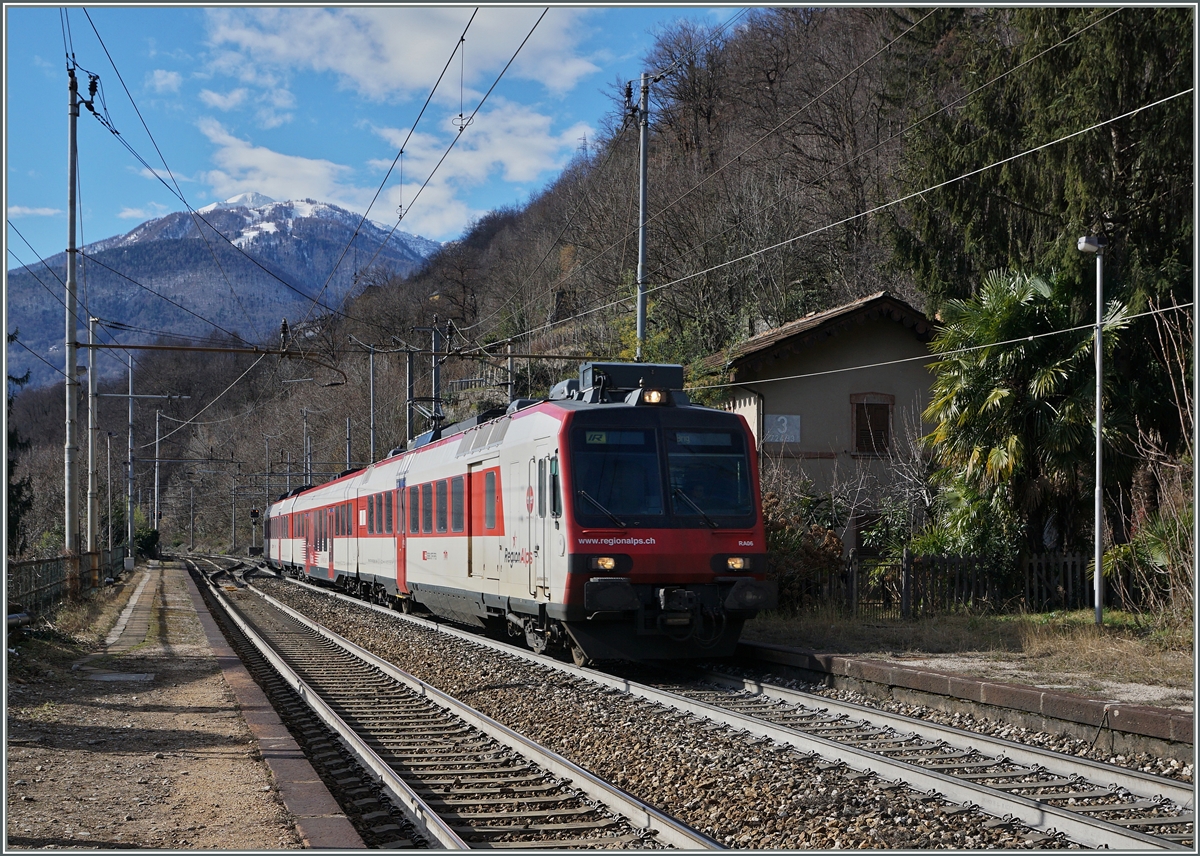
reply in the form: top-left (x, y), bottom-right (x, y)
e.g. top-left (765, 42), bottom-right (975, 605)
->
top-left (1077, 234), bottom-right (1107, 626)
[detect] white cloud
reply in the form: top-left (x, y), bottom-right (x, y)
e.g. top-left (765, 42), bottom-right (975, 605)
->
top-left (199, 88), bottom-right (248, 110)
top-left (148, 69), bottom-right (183, 93)
top-left (118, 202), bottom-right (170, 220)
top-left (361, 102), bottom-right (592, 238)
top-left (7, 206), bottom-right (61, 217)
top-left (198, 118), bottom-right (353, 205)
top-left (204, 7), bottom-right (600, 102)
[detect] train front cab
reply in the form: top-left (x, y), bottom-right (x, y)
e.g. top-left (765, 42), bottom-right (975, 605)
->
top-left (552, 399), bottom-right (776, 661)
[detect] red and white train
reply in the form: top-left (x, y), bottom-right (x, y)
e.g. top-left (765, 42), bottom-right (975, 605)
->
top-left (264, 362), bottom-right (776, 663)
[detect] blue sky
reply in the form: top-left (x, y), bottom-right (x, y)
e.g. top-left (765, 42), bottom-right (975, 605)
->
top-left (5, 4), bottom-right (744, 268)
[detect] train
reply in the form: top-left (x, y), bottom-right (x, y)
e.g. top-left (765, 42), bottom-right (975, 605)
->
top-left (264, 361), bottom-right (776, 663)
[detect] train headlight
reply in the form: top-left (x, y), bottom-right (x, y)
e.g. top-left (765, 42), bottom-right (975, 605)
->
top-left (590, 556), bottom-right (617, 571)
top-left (643, 388), bottom-right (667, 405)
top-left (726, 557), bottom-right (747, 571)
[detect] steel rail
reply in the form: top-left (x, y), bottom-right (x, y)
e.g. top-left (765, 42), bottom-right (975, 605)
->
top-left (199, 568), bottom-right (470, 849)
top-left (701, 671), bottom-right (1196, 810)
top-left (246, 581), bottom-right (722, 850)
top-left (266, 572), bottom-right (1189, 850)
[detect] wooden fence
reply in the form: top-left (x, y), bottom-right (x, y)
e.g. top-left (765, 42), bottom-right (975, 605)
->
top-left (803, 550), bottom-right (1099, 618)
top-left (6, 547), bottom-right (128, 617)
top-left (1024, 551), bottom-right (1092, 611)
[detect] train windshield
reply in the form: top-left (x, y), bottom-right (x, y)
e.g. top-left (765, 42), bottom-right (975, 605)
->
top-left (666, 429), bottom-right (754, 521)
top-left (570, 428), bottom-right (664, 523)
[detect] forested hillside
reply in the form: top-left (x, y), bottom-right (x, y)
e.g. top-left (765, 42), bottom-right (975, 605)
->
top-left (10, 5), bottom-right (1192, 614)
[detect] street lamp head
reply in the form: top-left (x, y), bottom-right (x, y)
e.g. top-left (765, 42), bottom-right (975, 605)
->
top-left (1077, 234), bottom-right (1107, 254)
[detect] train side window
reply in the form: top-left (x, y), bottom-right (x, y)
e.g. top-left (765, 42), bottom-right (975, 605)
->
top-left (396, 490), bottom-right (405, 535)
top-left (421, 483), bottom-right (433, 533)
top-left (450, 476), bottom-right (464, 532)
top-left (335, 505), bottom-right (341, 536)
top-left (537, 458), bottom-right (547, 518)
top-left (346, 503), bottom-right (352, 535)
top-left (436, 480), bottom-right (448, 533)
top-left (385, 491), bottom-right (393, 534)
top-left (409, 485), bottom-right (420, 533)
top-left (549, 456), bottom-right (561, 518)
top-left (484, 471), bottom-right (496, 529)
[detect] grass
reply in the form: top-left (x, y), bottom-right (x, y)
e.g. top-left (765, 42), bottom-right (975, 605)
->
top-left (742, 607), bottom-right (1195, 692)
top-left (6, 583), bottom-right (131, 682)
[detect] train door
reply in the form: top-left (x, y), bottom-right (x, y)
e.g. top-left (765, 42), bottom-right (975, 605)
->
top-left (303, 511), bottom-right (314, 576)
top-left (533, 442), bottom-right (553, 600)
top-left (326, 507), bottom-right (336, 581)
top-left (469, 459), bottom-right (499, 581)
top-left (395, 480), bottom-right (408, 594)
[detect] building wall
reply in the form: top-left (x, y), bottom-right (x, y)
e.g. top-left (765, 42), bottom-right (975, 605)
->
top-left (722, 318), bottom-right (934, 545)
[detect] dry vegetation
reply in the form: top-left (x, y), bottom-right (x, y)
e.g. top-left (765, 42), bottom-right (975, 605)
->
top-left (742, 608), bottom-right (1195, 696)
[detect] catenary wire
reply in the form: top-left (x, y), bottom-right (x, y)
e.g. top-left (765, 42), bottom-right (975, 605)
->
top-left (139, 352), bottom-right (270, 448)
top-left (297, 8), bottom-right (480, 328)
top-left (347, 8), bottom-right (549, 285)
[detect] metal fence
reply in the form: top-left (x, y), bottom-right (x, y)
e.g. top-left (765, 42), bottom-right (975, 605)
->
top-left (6, 546), bottom-right (129, 617)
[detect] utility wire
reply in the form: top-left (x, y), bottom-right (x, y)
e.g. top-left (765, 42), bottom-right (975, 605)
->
top-left (687, 302), bottom-right (1194, 392)
top-left (81, 8), bottom-right (262, 343)
top-left (527, 8), bottom-right (937, 309)
top-left (8, 336), bottom-right (72, 381)
top-left (636, 7), bottom-right (1126, 293)
top-left (139, 352), bottom-right (270, 448)
top-left (503, 87), bottom-right (1194, 346)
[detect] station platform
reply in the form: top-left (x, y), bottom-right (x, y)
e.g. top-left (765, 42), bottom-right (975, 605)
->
top-left (74, 560), bottom-right (363, 848)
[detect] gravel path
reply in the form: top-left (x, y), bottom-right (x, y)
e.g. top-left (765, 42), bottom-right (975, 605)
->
top-left (260, 578), bottom-right (1074, 849)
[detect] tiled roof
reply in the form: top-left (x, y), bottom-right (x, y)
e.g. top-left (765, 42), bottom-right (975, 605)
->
top-left (696, 291), bottom-right (932, 375)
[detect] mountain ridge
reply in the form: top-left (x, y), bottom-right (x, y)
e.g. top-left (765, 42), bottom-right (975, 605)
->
top-left (6, 195), bottom-right (441, 389)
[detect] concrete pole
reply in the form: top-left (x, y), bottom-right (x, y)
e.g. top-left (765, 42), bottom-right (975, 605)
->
top-left (231, 489), bottom-right (236, 551)
top-left (1093, 250), bottom-right (1105, 626)
top-left (346, 417), bottom-right (352, 470)
top-left (507, 342), bottom-right (515, 403)
top-left (635, 72), bottom-right (649, 362)
top-left (154, 409), bottom-right (161, 530)
top-left (64, 68), bottom-right (80, 554)
top-left (369, 345), bottom-right (376, 462)
top-left (189, 486), bottom-right (194, 551)
top-left (265, 436), bottom-right (270, 509)
top-left (406, 349), bottom-right (415, 445)
top-left (106, 433), bottom-right (112, 552)
top-left (86, 317), bottom-right (98, 552)
top-left (286, 451), bottom-right (291, 493)
top-left (127, 353), bottom-right (135, 556)
top-left (302, 409), bottom-right (309, 483)
top-left (431, 319), bottom-right (443, 426)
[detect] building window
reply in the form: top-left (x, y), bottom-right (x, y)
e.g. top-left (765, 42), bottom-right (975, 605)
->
top-left (851, 393), bottom-right (894, 455)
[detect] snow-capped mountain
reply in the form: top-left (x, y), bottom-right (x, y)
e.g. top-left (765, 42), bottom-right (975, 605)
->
top-left (6, 194), bottom-right (442, 388)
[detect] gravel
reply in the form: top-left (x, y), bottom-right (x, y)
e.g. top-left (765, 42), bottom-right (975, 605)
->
top-left (258, 578), bottom-right (1076, 849)
top-left (740, 673), bottom-right (1195, 785)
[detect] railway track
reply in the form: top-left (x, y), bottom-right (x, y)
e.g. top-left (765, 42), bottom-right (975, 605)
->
top-left (188, 556), bottom-right (717, 850)
top-left (250, 566), bottom-right (1194, 851)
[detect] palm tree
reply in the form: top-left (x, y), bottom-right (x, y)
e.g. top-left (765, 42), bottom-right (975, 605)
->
top-left (923, 269), bottom-right (1131, 552)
